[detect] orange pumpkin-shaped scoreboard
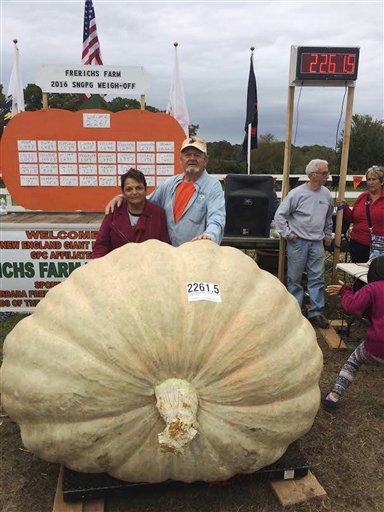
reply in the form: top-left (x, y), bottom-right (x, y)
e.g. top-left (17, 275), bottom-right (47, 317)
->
top-left (0, 109), bottom-right (185, 211)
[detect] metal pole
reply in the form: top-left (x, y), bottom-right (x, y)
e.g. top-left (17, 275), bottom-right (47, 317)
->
top-left (247, 122), bottom-right (251, 175)
top-left (246, 46), bottom-right (255, 175)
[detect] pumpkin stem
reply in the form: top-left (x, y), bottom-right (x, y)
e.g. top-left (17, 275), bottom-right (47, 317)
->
top-left (155, 378), bottom-right (199, 455)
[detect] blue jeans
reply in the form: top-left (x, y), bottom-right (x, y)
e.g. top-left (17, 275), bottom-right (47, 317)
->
top-left (287, 239), bottom-right (325, 318)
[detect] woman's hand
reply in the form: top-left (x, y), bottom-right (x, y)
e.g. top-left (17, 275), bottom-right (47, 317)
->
top-left (325, 280), bottom-right (345, 296)
top-left (336, 199), bottom-right (349, 212)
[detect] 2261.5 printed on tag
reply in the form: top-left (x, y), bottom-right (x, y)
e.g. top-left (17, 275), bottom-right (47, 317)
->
top-left (186, 282), bottom-right (221, 303)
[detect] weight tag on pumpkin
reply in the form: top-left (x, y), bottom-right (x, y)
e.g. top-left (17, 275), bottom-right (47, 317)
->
top-left (186, 282), bottom-right (221, 303)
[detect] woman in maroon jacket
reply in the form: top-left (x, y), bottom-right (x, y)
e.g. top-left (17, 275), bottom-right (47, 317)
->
top-left (92, 169), bottom-right (170, 258)
top-left (340, 166), bottom-right (384, 263)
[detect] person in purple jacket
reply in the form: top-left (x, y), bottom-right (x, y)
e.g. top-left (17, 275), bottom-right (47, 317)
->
top-left (92, 169), bottom-right (170, 258)
top-left (322, 255), bottom-right (384, 409)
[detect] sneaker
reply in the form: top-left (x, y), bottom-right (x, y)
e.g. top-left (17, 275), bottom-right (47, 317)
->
top-left (321, 391), bottom-right (338, 411)
top-left (309, 314), bottom-right (330, 329)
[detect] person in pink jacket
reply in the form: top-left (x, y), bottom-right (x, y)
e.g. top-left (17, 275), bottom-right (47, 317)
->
top-left (322, 255), bottom-right (384, 409)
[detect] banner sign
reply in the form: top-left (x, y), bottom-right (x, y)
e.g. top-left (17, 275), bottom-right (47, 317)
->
top-left (36, 64), bottom-right (150, 95)
top-left (0, 224), bottom-right (100, 312)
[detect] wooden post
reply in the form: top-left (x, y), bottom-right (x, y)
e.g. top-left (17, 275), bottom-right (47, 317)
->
top-left (42, 93), bottom-right (48, 110)
top-left (140, 94), bottom-right (145, 111)
top-left (332, 85), bottom-right (355, 282)
top-left (278, 85), bottom-right (295, 283)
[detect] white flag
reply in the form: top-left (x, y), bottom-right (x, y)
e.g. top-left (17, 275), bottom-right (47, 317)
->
top-left (166, 43), bottom-right (190, 137)
top-left (7, 41), bottom-right (25, 116)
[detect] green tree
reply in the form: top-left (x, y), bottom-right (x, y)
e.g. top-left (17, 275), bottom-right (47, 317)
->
top-left (207, 140), bottom-right (240, 173)
top-left (337, 114), bottom-right (384, 172)
top-left (24, 84), bottom-right (85, 112)
top-left (107, 97), bottom-right (141, 111)
top-left (146, 104), bottom-right (161, 113)
top-left (24, 83), bottom-right (43, 111)
top-left (107, 97), bottom-right (161, 113)
top-left (249, 134), bottom-right (285, 174)
top-left (189, 124), bottom-right (199, 137)
top-left (259, 133), bottom-right (278, 144)
top-left (291, 144), bottom-right (338, 173)
top-left (48, 92), bottom-right (84, 111)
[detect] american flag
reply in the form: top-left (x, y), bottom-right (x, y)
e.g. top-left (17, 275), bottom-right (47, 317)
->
top-left (82, 0), bottom-right (103, 65)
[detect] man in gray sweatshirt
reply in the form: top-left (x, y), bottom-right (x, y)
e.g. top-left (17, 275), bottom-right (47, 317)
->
top-left (274, 159), bottom-right (333, 329)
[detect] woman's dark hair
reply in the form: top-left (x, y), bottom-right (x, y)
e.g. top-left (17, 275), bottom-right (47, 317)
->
top-left (120, 168), bottom-right (147, 191)
top-left (367, 255), bottom-right (384, 283)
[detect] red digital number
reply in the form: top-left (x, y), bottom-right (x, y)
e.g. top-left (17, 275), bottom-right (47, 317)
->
top-left (319, 53), bottom-right (328, 73)
top-left (342, 55), bottom-right (348, 73)
top-left (346, 54), bottom-right (355, 73)
top-left (342, 54), bottom-right (355, 74)
top-left (302, 50), bottom-right (356, 76)
top-left (329, 54), bottom-right (336, 73)
top-left (309, 53), bottom-right (318, 73)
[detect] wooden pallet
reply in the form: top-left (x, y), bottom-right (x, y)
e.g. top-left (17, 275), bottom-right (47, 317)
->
top-left (318, 324), bottom-right (347, 349)
top-left (52, 466), bottom-right (325, 509)
top-left (52, 466), bottom-right (104, 512)
top-left (330, 319), bottom-right (345, 328)
top-left (269, 470), bottom-right (326, 506)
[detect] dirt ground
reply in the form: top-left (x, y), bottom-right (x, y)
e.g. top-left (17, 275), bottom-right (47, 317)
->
top-left (1, 291), bottom-right (383, 512)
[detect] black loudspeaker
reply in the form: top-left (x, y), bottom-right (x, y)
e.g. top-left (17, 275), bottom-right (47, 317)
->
top-left (224, 175), bottom-right (276, 237)
top-left (289, 176), bottom-right (300, 189)
top-left (331, 175), bottom-right (340, 189)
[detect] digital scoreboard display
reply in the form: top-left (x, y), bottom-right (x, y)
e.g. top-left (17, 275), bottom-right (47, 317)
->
top-left (295, 46), bottom-right (359, 82)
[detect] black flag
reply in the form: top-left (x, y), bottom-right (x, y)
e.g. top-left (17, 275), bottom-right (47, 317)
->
top-left (237, 54), bottom-right (258, 163)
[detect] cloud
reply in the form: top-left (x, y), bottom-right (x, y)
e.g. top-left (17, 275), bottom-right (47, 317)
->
top-left (1, 0), bottom-right (383, 146)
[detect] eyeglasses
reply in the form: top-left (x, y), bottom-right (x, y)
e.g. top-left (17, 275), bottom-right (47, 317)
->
top-left (313, 172), bottom-right (330, 177)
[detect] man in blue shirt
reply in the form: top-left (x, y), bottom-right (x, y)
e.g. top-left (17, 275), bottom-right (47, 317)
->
top-left (274, 159), bottom-right (333, 329)
top-left (105, 137), bottom-right (225, 247)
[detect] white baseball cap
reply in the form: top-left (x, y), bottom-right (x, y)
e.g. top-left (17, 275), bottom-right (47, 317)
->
top-left (180, 137), bottom-right (207, 155)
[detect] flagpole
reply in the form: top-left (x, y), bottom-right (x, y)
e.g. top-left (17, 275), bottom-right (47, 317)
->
top-left (247, 122), bottom-right (251, 174)
top-left (247, 47), bottom-right (254, 175)
top-left (13, 41), bottom-right (20, 114)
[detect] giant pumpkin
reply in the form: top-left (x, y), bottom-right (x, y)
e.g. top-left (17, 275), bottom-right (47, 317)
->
top-left (1, 240), bottom-right (322, 482)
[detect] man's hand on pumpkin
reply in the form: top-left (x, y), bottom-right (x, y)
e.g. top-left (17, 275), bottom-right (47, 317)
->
top-left (192, 234), bottom-right (213, 242)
